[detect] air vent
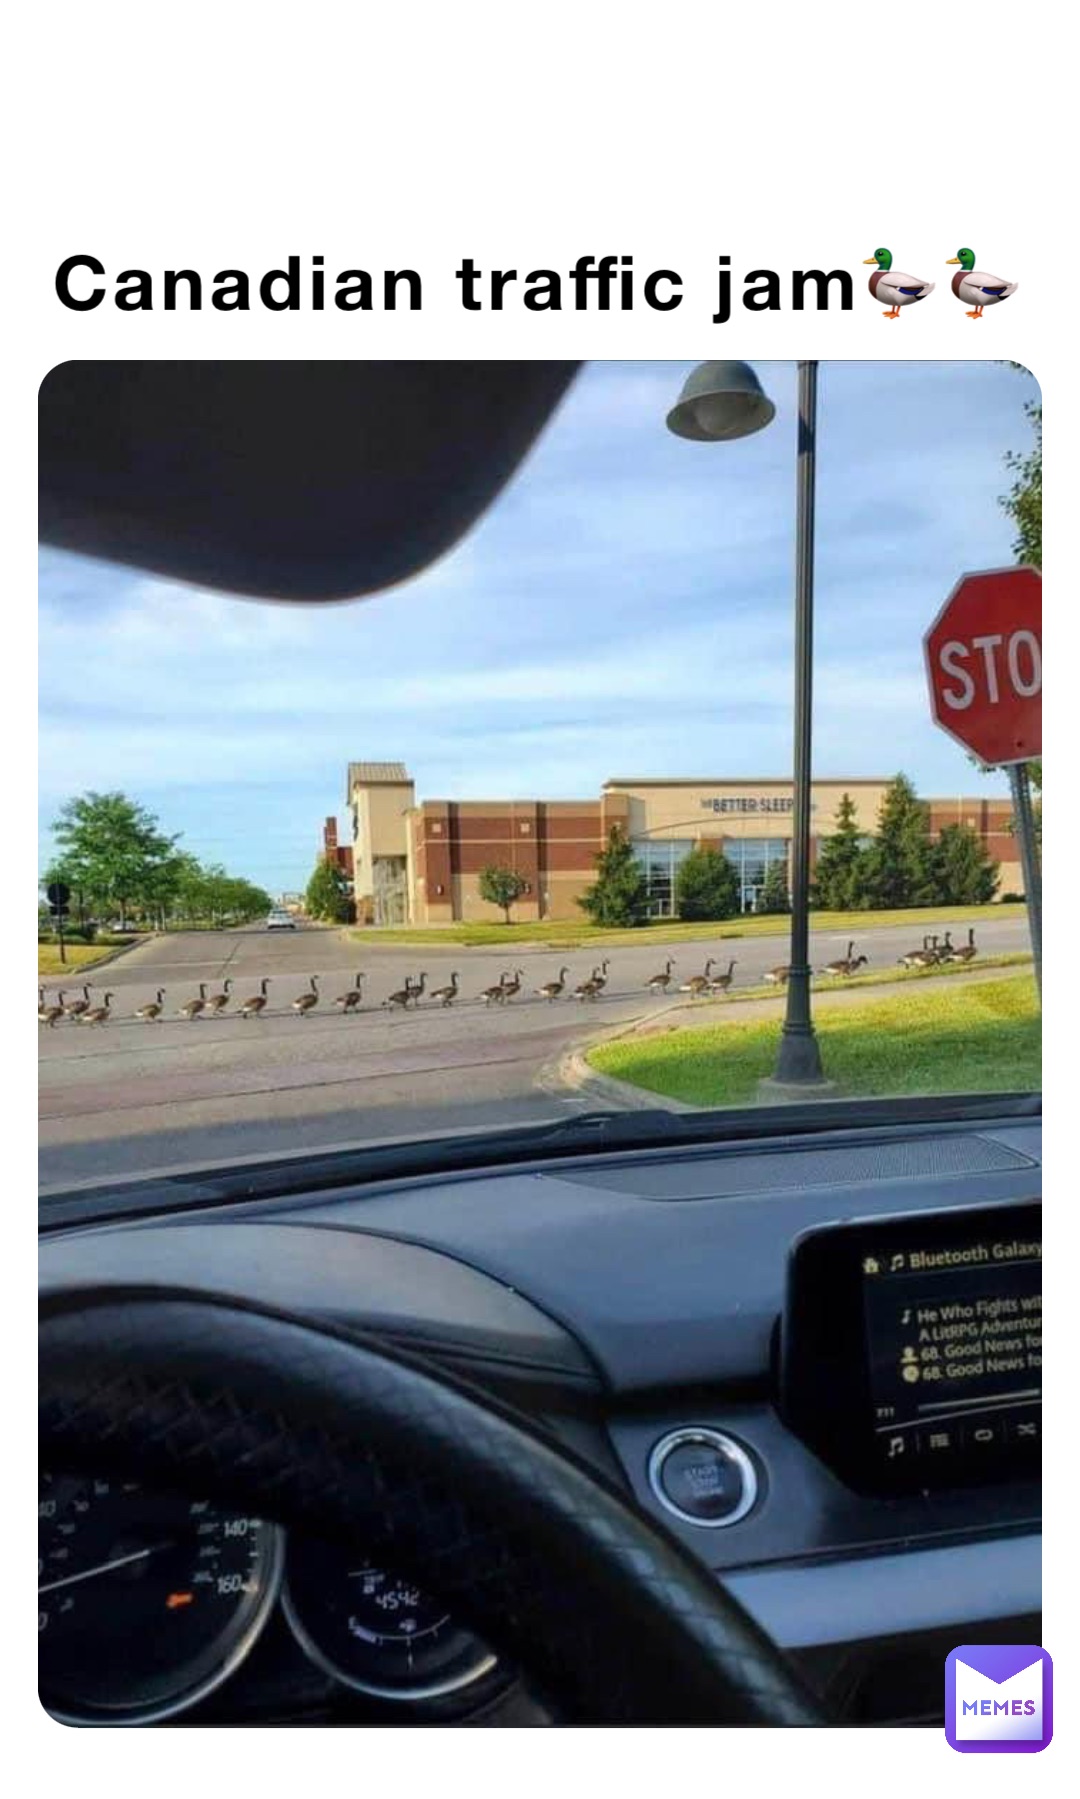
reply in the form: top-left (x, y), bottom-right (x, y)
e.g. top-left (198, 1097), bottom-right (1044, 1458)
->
top-left (539, 1134), bottom-right (1034, 1201)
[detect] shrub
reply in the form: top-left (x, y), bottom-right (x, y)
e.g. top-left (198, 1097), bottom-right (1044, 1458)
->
top-left (675, 846), bottom-right (741, 922)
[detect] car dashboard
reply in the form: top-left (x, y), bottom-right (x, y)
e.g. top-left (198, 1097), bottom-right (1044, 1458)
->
top-left (39, 1109), bottom-right (1041, 1728)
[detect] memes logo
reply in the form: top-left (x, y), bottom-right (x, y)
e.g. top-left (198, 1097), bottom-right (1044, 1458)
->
top-left (945, 1647), bottom-right (1052, 1752)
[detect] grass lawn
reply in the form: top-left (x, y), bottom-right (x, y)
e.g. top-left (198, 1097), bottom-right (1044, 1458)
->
top-left (588, 977), bottom-right (1040, 1109)
top-left (349, 902), bottom-right (1024, 952)
top-left (38, 942), bottom-right (122, 979)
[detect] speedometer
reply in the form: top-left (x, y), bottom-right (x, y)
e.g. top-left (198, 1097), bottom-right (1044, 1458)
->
top-left (39, 1472), bottom-right (283, 1725)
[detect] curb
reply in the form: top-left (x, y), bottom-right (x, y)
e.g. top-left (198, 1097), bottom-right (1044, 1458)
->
top-left (39, 934), bottom-right (154, 979)
top-left (551, 1044), bottom-right (699, 1114)
top-left (537, 998), bottom-right (701, 1114)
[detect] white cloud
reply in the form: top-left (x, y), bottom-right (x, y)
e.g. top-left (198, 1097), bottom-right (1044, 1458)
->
top-left (39, 359), bottom-right (1028, 885)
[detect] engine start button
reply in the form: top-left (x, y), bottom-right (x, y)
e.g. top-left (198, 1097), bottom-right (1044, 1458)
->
top-left (647, 1429), bottom-right (758, 1528)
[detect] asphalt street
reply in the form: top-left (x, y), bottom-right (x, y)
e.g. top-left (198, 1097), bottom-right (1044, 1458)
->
top-left (38, 915), bottom-right (1029, 1190)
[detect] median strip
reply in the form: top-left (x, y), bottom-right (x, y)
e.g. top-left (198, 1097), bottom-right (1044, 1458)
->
top-left (583, 973), bottom-right (1039, 1111)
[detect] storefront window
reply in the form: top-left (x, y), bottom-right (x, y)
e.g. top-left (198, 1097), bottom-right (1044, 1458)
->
top-left (635, 836), bottom-right (791, 917)
top-left (633, 839), bottom-right (695, 918)
top-left (725, 838), bottom-right (789, 912)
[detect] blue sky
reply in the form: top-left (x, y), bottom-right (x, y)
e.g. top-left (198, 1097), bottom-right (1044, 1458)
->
top-left (38, 360), bottom-right (1036, 896)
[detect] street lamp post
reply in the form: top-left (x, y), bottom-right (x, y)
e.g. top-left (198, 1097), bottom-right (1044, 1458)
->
top-left (666, 359), bottom-right (832, 1094)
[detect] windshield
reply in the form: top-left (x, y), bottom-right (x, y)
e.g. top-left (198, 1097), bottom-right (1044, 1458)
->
top-left (38, 360), bottom-right (1041, 1196)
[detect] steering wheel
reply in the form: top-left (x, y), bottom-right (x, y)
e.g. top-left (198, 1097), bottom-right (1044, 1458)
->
top-left (39, 1292), bottom-right (825, 1726)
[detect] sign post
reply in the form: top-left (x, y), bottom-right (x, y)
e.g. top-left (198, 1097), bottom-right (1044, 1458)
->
top-left (923, 566), bottom-right (1041, 995)
top-left (46, 881), bottom-right (71, 968)
top-left (1008, 763), bottom-right (1042, 995)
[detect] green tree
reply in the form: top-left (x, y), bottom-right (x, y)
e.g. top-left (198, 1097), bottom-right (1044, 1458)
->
top-left (1001, 384), bottom-right (1041, 570)
top-left (860, 775), bottom-right (936, 909)
top-left (50, 791), bottom-right (179, 928)
top-left (811, 792), bottom-right (871, 910)
top-left (164, 854), bottom-right (272, 927)
top-left (756, 860), bottom-right (791, 915)
top-left (306, 857), bottom-right (352, 923)
top-left (997, 379), bottom-right (1042, 798)
top-left (477, 864), bottom-right (530, 924)
top-left (927, 824), bottom-right (999, 905)
top-left (222, 876), bottom-right (274, 922)
top-left (674, 845), bottom-right (741, 922)
top-left (577, 827), bottom-right (649, 927)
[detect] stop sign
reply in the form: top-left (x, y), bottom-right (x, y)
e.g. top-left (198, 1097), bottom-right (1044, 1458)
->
top-left (923, 566), bottom-right (1041, 766)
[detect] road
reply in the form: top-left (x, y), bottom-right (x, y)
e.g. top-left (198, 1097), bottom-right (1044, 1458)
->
top-left (38, 915), bottom-right (1029, 1190)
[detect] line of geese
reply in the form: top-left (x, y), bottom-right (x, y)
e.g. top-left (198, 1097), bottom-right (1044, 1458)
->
top-left (38, 933), bottom-right (979, 1027)
top-left (897, 929), bottom-right (978, 968)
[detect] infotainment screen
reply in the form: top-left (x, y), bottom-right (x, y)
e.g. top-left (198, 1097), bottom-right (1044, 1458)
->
top-left (781, 1201), bottom-right (1041, 1493)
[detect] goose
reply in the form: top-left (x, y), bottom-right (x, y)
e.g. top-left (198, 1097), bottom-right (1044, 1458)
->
top-left (898, 935), bottom-right (934, 969)
top-left (572, 967), bottom-right (604, 1002)
top-left (429, 971), bottom-right (460, 1007)
top-left (588, 959), bottom-right (611, 993)
top-left (204, 977), bottom-right (233, 1016)
top-left (499, 968), bottom-right (526, 1002)
top-left (948, 927), bottom-right (978, 964)
top-left (762, 965), bottom-right (790, 985)
top-left (679, 959), bottom-right (715, 998)
top-left (239, 978), bottom-right (271, 1017)
top-left (864, 248), bottom-right (934, 319)
top-left (822, 941), bottom-right (869, 978)
top-left (178, 983), bottom-right (209, 1020)
top-left (645, 959), bottom-right (675, 994)
top-left (62, 984), bottom-right (92, 1019)
top-left (822, 940), bottom-right (857, 977)
top-left (134, 988), bottom-right (167, 1021)
top-left (408, 972), bottom-right (428, 1005)
top-left (39, 989), bottom-right (66, 1027)
top-left (946, 249), bottom-right (1017, 319)
top-left (334, 973), bottom-right (365, 1011)
top-left (78, 991), bottom-right (114, 1026)
top-left (479, 972), bottom-right (511, 1006)
top-left (936, 931), bottom-right (955, 963)
top-left (707, 958), bottom-right (737, 996)
top-left (383, 979), bottom-right (417, 1010)
top-left (536, 966), bottom-right (570, 1002)
top-left (292, 975), bottom-right (320, 1016)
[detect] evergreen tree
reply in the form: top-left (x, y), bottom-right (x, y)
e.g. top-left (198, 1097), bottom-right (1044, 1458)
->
top-left (811, 792), bottom-right (870, 910)
top-left (478, 864), bottom-right (529, 924)
top-left (859, 775), bottom-right (936, 909)
top-left (756, 860), bottom-right (791, 915)
top-left (674, 845), bottom-right (741, 922)
top-left (927, 824), bottom-right (999, 905)
top-left (577, 827), bottom-right (649, 927)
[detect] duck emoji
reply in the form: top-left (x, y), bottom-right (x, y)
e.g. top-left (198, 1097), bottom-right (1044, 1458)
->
top-left (864, 249), bottom-right (935, 319)
top-left (946, 249), bottom-right (1017, 318)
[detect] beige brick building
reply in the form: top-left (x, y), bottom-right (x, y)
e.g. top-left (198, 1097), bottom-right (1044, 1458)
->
top-left (338, 766), bottom-right (1020, 926)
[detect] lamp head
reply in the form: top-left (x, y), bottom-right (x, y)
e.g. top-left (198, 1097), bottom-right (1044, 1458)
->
top-left (666, 361), bottom-right (776, 442)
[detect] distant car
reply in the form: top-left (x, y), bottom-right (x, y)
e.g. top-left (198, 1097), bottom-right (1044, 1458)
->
top-left (266, 910), bottom-right (297, 930)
